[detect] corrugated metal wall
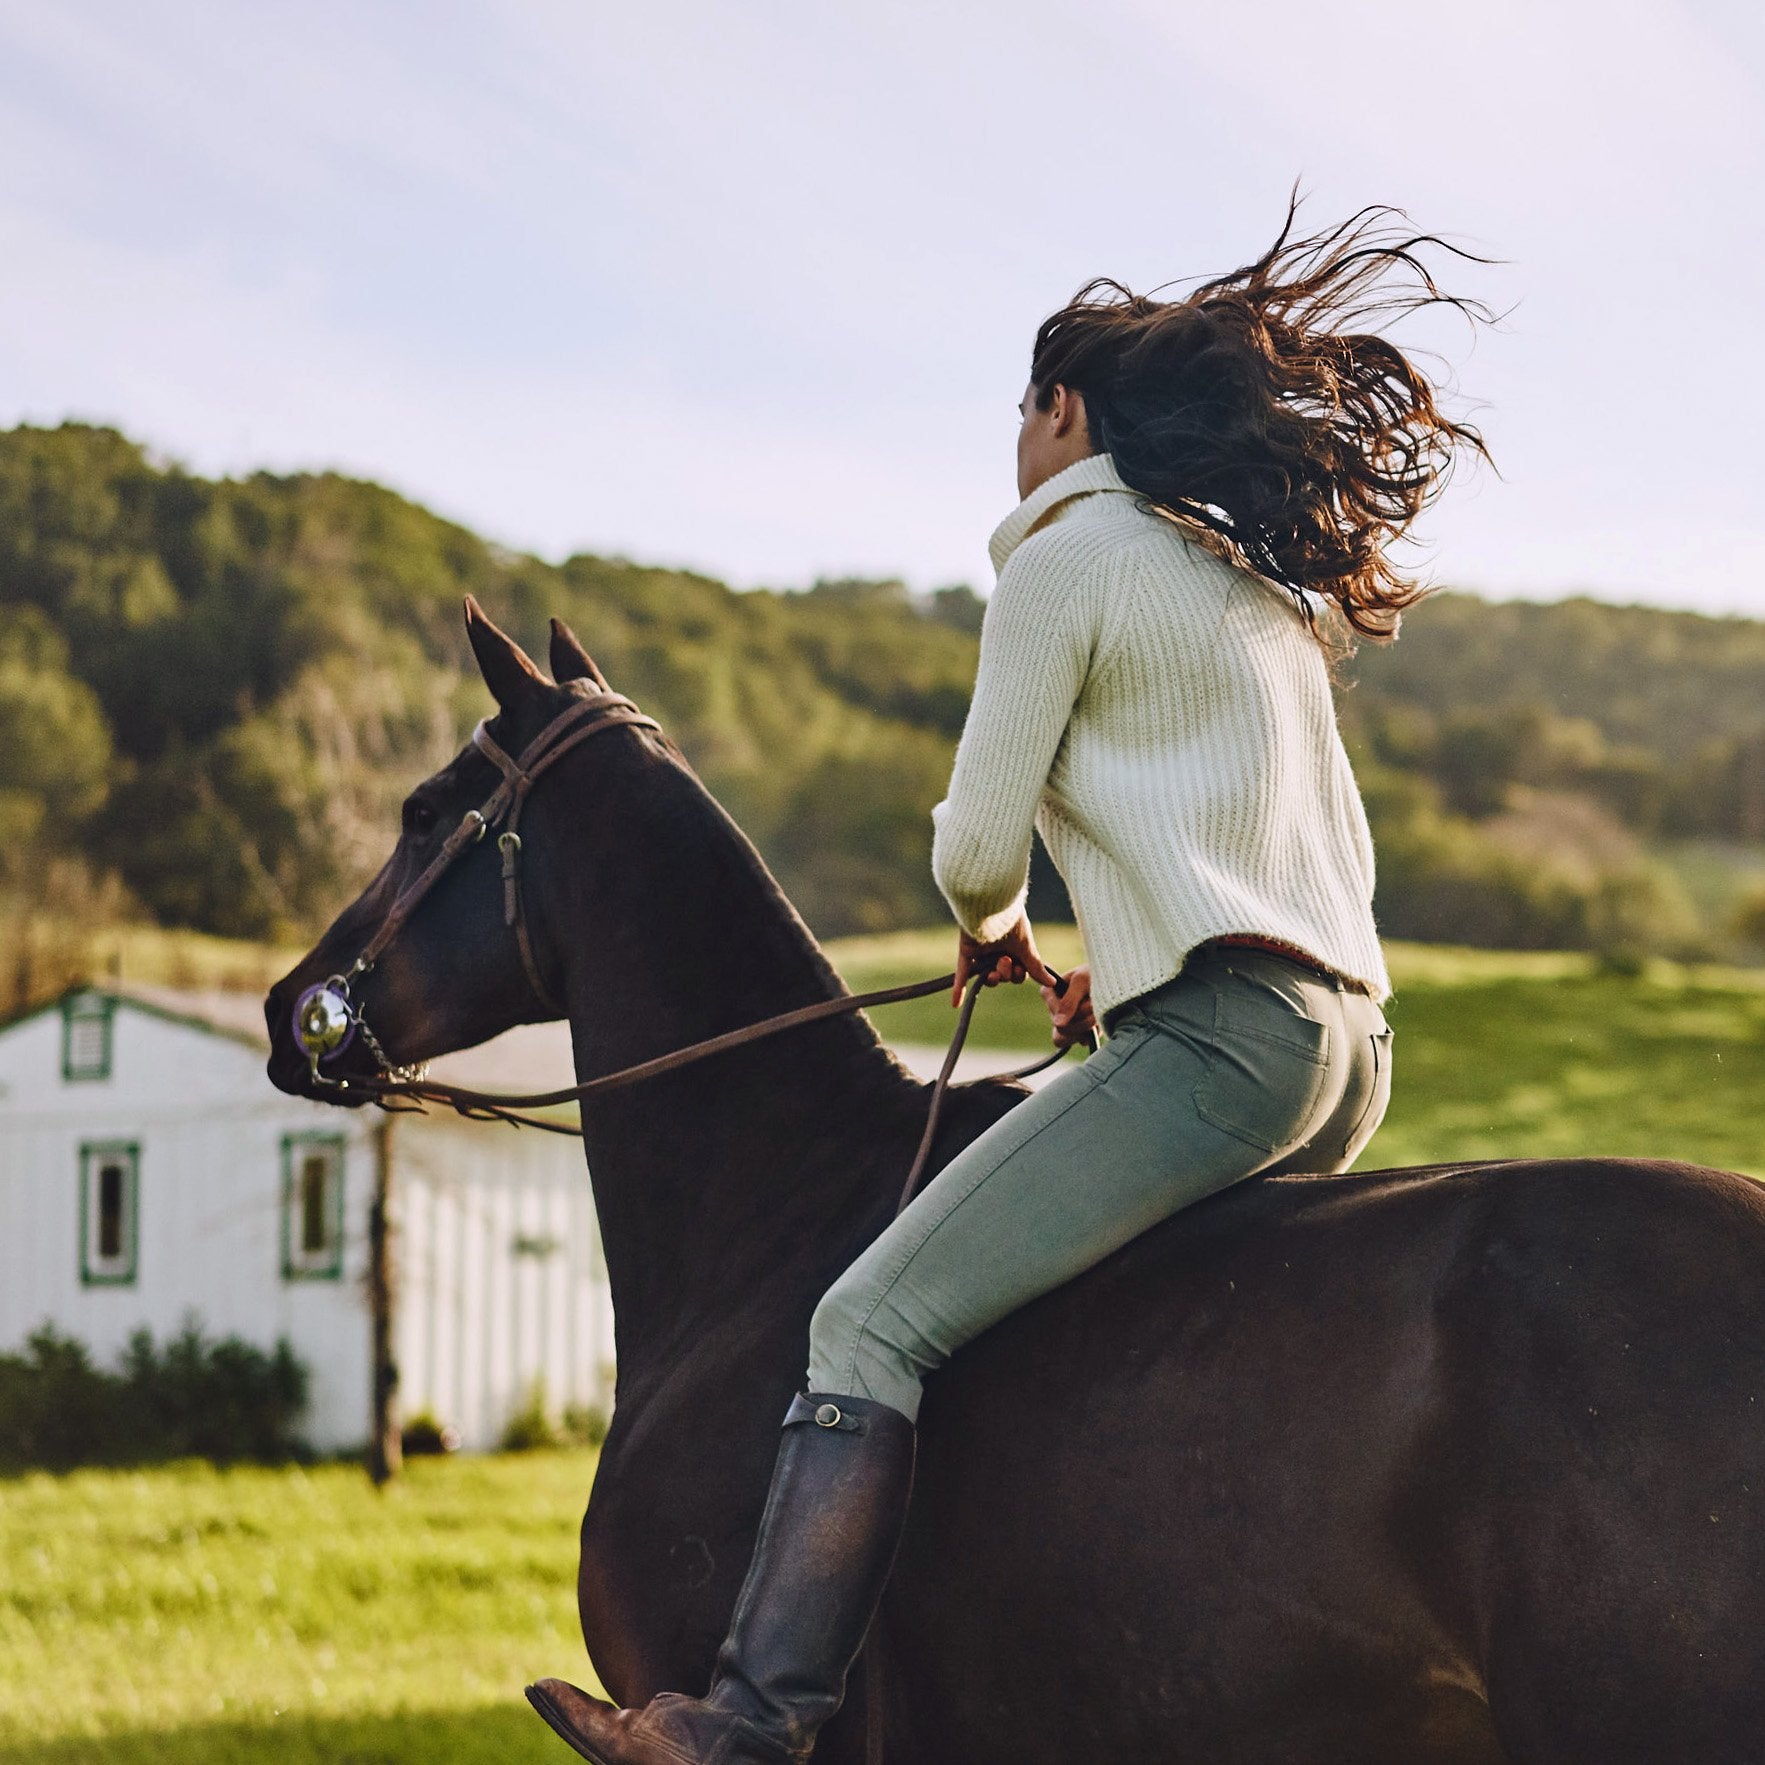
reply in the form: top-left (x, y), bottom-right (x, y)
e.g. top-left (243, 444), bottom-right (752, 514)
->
top-left (397, 1118), bottom-right (613, 1450)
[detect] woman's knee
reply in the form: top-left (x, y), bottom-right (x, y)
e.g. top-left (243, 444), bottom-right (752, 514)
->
top-left (806, 1263), bottom-right (933, 1416)
top-left (807, 1267), bottom-right (877, 1376)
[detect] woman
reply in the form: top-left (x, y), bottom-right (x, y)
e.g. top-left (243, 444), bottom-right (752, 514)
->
top-left (528, 202), bottom-right (1491, 1765)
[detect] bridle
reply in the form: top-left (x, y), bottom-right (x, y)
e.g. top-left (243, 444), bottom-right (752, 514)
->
top-left (291, 685), bottom-right (1084, 1215)
top-left (292, 684), bottom-right (660, 1076)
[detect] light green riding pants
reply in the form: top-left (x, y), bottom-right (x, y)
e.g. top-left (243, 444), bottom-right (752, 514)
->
top-left (805, 944), bottom-right (1393, 1420)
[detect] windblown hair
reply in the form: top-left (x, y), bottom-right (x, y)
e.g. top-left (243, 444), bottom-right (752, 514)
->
top-left (1030, 198), bottom-right (1494, 642)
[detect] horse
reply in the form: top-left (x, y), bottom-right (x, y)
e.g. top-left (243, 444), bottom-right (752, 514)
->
top-left (266, 599), bottom-right (1765, 1764)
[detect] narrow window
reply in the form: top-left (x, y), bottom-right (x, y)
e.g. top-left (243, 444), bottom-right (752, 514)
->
top-left (62, 994), bottom-right (115, 1082)
top-left (282, 1134), bottom-right (345, 1280)
top-left (79, 1143), bottom-right (139, 1284)
top-left (299, 1152), bottom-right (329, 1255)
top-left (98, 1161), bottom-right (125, 1259)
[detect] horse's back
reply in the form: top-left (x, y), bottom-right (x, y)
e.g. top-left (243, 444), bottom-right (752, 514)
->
top-left (877, 1157), bottom-right (1765, 1763)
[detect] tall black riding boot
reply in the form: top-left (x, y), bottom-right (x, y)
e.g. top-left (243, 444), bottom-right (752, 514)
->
top-left (527, 1391), bottom-right (916, 1765)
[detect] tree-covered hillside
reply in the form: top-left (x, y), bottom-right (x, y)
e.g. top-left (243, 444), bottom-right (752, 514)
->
top-left (3, 421), bottom-right (1762, 991)
top-left (1336, 596), bottom-right (1765, 954)
top-left (0, 422), bottom-right (984, 947)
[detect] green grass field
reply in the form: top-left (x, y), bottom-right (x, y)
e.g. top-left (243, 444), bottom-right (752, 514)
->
top-left (827, 932), bottom-right (1765, 1179)
top-left (0, 1452), bottom-right (605, 1763)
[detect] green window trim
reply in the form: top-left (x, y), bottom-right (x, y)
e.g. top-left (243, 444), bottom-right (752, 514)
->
top-left (281, 1132), bottom-right (346, 1282)
top-left (62, 995), bottom-right (116, 1083)
top-left (79, 1141), bottom-right (140, 1286)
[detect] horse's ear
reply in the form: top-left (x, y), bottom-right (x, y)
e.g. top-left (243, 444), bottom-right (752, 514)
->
top-left (549, 617), bottom-right (611, 691)
top-left (463, 595), bottom-right (547, 711)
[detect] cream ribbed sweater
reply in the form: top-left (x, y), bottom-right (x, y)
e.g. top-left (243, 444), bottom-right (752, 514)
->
top-left (930, 452), bottom-right (1392, 1016)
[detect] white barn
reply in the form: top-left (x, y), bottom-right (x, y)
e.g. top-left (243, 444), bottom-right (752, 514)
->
top-left (0, 985), bottom-right (614, 1453)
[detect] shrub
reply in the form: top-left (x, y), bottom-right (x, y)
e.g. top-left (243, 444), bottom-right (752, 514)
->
top-left (0, 1326), bottom-right (112, 1472)
top-left (400, 1410), bottom-right (460, 1456)
top-left (1359, 764), bottom-right (1700, 958)
top-left (498, 1379), bottom-right (607, 1452)
top-left (561, 1402), bottom-right (609, 1448)
top-left (1734, 887), bottom-right (1765, 952)
top-left (0, 1319), bottom-right (309, 1473)
top-left (499, 1378), bottom-right (560, 1452)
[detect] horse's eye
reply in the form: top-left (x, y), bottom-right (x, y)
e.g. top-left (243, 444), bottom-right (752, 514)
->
top-left (403, 797), bottom-right (439, 838)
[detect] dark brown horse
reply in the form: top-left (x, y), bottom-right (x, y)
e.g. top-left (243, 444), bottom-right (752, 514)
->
top-left (267, 603), bottom-right (1765, 1764)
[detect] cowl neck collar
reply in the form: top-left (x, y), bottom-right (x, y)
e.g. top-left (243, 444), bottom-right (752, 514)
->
top-left (987, 452), bottom-right (1137, 576)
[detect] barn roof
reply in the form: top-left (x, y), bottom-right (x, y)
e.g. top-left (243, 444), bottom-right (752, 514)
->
top-left (0, 983), bottom-right (581, 1098)
top-left (0, 983), bottom-right (265, 1052)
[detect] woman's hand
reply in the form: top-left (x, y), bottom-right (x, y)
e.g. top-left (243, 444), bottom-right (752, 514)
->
top-left (1041, 962), bottom-right (1096, 1049)
top-left (953, 913), bottom-right (1060, 1007)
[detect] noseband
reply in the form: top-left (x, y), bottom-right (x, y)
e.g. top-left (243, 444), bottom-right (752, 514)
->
top-left (291, 685), bottom-right (1084, 1216)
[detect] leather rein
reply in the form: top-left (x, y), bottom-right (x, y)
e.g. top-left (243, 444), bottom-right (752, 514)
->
top-left (292, 687), bottom-right (1081, 1216)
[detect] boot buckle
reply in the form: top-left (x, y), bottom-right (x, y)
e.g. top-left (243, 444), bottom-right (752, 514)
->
top-left (784, 1393), bottom-right (864, 1431)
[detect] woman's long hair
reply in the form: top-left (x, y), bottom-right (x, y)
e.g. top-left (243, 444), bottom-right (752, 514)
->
top-left (1030, 197), bottom-right (1494, 642)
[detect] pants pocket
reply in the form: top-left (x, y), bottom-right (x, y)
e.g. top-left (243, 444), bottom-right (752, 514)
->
top-left (1191, 985), bottom-right (1332, 1153)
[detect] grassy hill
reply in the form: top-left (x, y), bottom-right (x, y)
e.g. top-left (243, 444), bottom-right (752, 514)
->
top-left (3, 420), bottom-right (1763, 1003)
top-left (0, 422), bottom-right (983, 957)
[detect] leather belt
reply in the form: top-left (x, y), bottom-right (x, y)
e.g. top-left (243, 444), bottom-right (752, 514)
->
top-left (1202, 934), bottom-right (1376, 998)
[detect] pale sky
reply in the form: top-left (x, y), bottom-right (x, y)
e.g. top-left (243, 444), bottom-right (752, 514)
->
top-left (2, 0), bottom-right (1760, 614)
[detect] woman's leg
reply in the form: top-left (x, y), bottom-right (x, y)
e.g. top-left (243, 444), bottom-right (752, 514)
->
top-left (529, 1387), bottom-right (913, 1765)
top-left (808, 952), bottom-right (1356, 1421)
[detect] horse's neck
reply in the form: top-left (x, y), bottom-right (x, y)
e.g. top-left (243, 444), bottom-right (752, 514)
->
top-left (554, 762), bottom-right (923, 1371)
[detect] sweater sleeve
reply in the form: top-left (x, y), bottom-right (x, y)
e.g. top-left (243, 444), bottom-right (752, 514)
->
top-left (931, 524), bottom-right (1101, 942)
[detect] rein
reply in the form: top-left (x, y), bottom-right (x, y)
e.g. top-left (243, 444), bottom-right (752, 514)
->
top-left (292, 687), bottom-right (1084, 1216)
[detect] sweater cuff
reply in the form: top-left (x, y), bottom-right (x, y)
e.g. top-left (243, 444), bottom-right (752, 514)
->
top-left (956, 880), bottom-right (1030, 947)
top-left (930, 799), bottom-right (1031, 944)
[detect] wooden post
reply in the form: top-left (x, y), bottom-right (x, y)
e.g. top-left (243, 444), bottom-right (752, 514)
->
top-left (366, 1113), bottom-right (402, 1485)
